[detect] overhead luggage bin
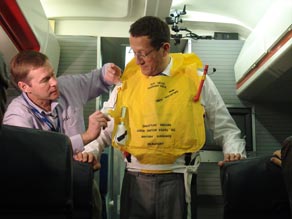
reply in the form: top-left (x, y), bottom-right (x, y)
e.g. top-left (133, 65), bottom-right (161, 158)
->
top-left (235, 0), bottom-right (292, 101)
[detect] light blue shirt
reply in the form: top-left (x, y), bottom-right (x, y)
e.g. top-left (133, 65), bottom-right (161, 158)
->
top-left (3, 67), bottom-right (111, 154)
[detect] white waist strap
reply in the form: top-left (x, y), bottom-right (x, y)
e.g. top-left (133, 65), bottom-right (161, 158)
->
top-left (184, 153), bottom-right (201, 203)
top-left (184, 153), bottom-right (201, 219)
top-left (126, 152), bottom-right (200, 172)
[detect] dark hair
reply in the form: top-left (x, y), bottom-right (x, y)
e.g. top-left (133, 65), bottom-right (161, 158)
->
top-left (10, 50), bottom-right (49, 86)
top-left (129, 16), bottom-right (170, 49)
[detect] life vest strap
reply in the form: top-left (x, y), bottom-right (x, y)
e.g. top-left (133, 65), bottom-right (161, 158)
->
top-left (124, 152), bottom-right (198, 166)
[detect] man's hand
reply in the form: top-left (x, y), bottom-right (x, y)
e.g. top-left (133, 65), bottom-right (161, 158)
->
top-left (270, 150), bottom-right (282, 167)
top-left (82, 110), bottom-right (110, 145)
top-left (103, 63), bottom-right (121, 85)
top-left (218, 153), bottom-right (243, 167)
top-left (74, 152), bottom-right (101, 171)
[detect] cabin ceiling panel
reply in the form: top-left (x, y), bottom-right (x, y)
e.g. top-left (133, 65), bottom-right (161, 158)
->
top-left (40, 0), bottom-right (132, 19)
top-left (38, 0), bottom-right (279, 39)
top-left (171, 0), bottom-right (277, 30)
top-left (40, 0), bottom-right (172, 21)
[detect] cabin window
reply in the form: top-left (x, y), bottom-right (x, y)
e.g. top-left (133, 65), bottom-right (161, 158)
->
top-left (125, 46), bottom-right (134, 66)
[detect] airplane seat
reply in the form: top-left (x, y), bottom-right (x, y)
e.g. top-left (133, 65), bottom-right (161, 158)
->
top-left (72, 160), bottom-right (94, 219)
top-left (99, 153), bottom-right (108, 219)
top-left (0, 125), bottom-right (93, 219)
top-left (220, 155), bottom-right (290, 219)
top-left (281, 136), bottom-right (292, 217)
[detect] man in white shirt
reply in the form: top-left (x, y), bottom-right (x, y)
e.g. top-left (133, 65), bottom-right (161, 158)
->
top-left (85, 16), bottom-right (246, 219)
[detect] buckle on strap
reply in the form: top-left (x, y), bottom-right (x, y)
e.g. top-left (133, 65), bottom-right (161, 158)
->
top-left (123, 152), bottom-right (131, 162)
top-left (185, 153), bottom-right (192, 165)
top-left (185, 152), bottom-right (200, 166)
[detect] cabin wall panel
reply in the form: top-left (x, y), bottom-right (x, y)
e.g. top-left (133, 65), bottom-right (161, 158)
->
top-left (197, 163), bottom-right (222, 195)
top-left (188, 39), bottom-right (246, 195)
top-left (56, 35), bottom-right (98, 128)
top-left (190, 39), bottom-right (244, 106)
top-left (254, 104), bottom-right (292, 156)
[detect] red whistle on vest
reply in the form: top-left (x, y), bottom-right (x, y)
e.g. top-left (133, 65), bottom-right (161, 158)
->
top-left (193, 65), bottom-right (209, 102)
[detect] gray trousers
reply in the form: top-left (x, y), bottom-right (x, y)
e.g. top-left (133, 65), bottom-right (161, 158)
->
top-left (120, 171), bottom-right (197, 219)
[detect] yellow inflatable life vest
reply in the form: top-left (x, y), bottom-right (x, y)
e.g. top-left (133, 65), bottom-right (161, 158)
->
top-left (110, 53), bottom-right (206, 164)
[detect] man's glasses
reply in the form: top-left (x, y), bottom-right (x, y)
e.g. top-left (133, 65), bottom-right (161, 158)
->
top-left (132, 48), bottom-right (156, 60)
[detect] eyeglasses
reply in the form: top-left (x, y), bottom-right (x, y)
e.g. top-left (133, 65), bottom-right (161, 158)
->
top-left (131, 48), bottom-right (156, 60)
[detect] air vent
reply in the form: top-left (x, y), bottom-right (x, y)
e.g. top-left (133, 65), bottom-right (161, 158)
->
top-left (214, 32), bottom-right (238, 40)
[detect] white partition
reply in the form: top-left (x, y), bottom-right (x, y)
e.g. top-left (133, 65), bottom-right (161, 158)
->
top-left (17, 0), bottom-right (60, 73)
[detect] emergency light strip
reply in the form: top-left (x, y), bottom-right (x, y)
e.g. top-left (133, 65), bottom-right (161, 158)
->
top-left (193, 65), bottom-right (209, 102)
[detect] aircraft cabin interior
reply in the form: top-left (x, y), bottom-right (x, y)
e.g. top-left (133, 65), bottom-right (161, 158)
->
top-left (0, 0), bottom-right (291, 218)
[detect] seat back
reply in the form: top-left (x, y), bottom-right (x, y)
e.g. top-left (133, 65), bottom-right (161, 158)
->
top-left (72, 160), bottom-right (93, 219)
top-left (281, 136), bottom-right (292, 217)
top-left (0, 125), bottom-right (73, 218)
top-left (220, 155), bottom-right (290, 219)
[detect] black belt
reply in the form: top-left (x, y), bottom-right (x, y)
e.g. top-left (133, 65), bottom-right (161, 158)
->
top-left (125, 152), bottom-right (194, 165)
top-left (125, 170), bottom-right (183, 178)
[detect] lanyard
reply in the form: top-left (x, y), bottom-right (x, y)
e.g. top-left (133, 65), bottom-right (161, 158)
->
top-left (22, 94), bottom-right (60, 132)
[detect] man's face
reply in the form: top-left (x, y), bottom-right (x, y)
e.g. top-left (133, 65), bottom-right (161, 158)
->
top-left (129, 35), bottom-right (165, 77)
top-left (20, 61), bottom-right (59, 103)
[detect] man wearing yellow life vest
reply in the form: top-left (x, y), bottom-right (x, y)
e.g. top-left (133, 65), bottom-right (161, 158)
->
top-left (84, 16), bottom-right (246, 219)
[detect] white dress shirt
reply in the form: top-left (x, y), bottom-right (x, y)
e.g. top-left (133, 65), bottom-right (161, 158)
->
top-left (84, 58), bottom-right (246, 171)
